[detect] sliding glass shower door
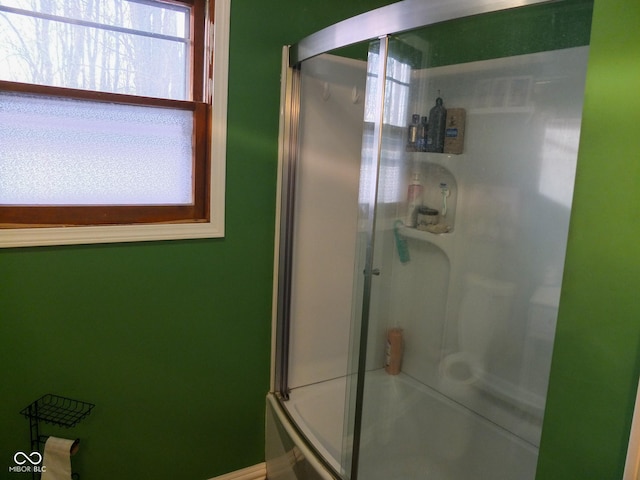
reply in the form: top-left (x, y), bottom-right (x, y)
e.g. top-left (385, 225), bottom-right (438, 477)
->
top-left (274, 44), bottom-right (374, 478)
top-left (272, 2), bottom-right (592, 480)
top-left (349, 4), bottom-right (591, 479)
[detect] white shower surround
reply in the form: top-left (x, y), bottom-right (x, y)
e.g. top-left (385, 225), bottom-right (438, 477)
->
top-left (270, 0), bottom-right (590, 478)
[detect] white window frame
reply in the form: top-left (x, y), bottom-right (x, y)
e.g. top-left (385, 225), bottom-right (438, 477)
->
top-left (0, 0), bottom-right (230, 248)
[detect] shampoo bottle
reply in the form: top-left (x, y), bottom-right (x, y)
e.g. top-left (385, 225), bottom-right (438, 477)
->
top-left (426, 97), bottom-right (447, 153)
top-left (417, 116), bottom-right (429, 152)
top-left (406, 114), bottom-right (420, 151)
top-left (385, 327), bottom-right (404, 375)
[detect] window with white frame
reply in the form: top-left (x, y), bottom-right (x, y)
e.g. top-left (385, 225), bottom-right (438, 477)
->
top-left (0, 0), bottom-right (230, 247)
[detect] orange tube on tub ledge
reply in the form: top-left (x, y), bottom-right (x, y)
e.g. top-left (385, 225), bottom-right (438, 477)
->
top-left (384, 327), bottom-right (404, 375)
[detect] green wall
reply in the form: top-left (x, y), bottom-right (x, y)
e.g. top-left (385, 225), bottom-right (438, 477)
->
top-left (1, 0), bottom-right (639, 479)
top-left (537, 0), bottom-right (640, 477)
top-left (0, 1), bottom-right (393, 479)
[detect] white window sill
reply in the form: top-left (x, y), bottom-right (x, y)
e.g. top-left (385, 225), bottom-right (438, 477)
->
top-left (0, 221), bottom-right (223, 248)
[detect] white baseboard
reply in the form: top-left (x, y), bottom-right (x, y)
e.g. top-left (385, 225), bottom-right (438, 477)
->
top-left (207, 462), bottom-right (266, 480)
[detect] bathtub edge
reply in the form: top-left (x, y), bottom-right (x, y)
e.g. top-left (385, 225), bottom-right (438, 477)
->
top-left (266, 393), bottom-right (339, 480)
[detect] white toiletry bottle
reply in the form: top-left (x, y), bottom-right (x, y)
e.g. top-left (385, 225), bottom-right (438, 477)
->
top-left (406, 172), bottom-right (423, 227)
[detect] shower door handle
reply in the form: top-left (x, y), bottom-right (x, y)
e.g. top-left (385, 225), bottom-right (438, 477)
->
top-left (363, 268), bottom-right (381, 276)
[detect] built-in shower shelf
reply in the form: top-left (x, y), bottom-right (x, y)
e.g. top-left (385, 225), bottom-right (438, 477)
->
top-left (399, 225), bottom-right (453, 256)
top-left (407, 152), bottom-right (463, 177)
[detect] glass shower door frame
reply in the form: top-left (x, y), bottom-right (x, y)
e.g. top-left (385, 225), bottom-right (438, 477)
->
top-left (344, 36), bottom-right (389, 480)
top-left (273, 48), bottom-right (301, 402)
top-left (273, 1), bottom-right (558, 479)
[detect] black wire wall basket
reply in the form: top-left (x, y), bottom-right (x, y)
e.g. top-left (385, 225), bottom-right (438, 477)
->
top-left (21, 394), bottom-right (95, 429)
top-left (20, 394), bottom-right (95, 480)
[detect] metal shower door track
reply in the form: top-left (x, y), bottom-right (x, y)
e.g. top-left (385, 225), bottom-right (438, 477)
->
top-left (289, 0), bottom-right (558, 66)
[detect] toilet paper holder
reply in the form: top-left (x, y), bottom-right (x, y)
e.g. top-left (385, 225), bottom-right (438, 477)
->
top-left (20, 394), bottom-right (95, 480)
top-left (38, 437), bottom-right (80, 455)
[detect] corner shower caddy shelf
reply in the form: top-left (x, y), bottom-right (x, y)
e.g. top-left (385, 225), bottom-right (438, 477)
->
top-left (20, 394), bottom-right (95, 479)
top-left (399, 225), bottom-right (453, 257)
top-left (407, 151), bottom-right (463, 175)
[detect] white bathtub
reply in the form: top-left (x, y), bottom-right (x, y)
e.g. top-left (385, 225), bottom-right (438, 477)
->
top-left (266, 370), bottom-right (539, 480)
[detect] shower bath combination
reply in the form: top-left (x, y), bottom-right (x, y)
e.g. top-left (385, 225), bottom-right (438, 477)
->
top-left (267, 0), bottom-right (592, 479)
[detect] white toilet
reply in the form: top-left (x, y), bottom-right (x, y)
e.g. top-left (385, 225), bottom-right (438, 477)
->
top-left (440, 273), bottom-right (515, 393)
top-left (441, 273), bottom-right (549, 418)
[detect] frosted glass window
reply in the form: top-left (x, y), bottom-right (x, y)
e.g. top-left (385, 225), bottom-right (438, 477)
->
top-left (0, 91), bottom-right (194, 205)
top-left (0, 1), bottom-right (190, 100)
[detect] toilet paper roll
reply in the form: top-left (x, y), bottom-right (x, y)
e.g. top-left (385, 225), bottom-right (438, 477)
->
top-left (41, 437), bottom-right (77, 480)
